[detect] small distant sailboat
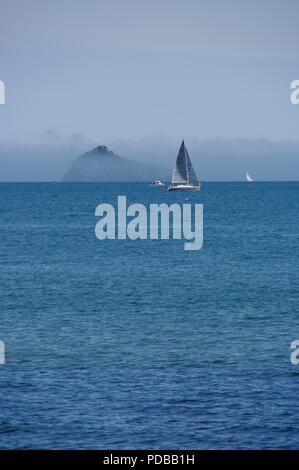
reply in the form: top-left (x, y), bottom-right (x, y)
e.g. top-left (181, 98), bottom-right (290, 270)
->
top-left (168, 140), bottom-right (200, 191)
top-left (246, 172), bottom-right (253, 183)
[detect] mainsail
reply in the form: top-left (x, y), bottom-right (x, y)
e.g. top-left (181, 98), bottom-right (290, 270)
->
top-left (171, 141), bottom-right (199, 186)
top-left (246, 172), bottom-right (253, 182)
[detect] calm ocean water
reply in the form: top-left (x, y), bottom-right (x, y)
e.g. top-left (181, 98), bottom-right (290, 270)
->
top-left (0, 182), bottom-right (299, 449)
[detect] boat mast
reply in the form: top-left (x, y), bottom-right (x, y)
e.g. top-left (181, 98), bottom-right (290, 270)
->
top-left (183, 141), bottom-right (189, 184)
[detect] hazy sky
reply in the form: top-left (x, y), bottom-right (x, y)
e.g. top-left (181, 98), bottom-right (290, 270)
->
top-left (1, 0), bottom-right (299, 143)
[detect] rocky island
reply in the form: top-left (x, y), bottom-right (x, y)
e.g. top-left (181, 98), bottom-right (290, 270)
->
top-left (62, 145), bottom-right (168, 182)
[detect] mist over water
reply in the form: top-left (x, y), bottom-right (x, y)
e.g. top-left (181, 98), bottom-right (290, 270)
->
top-left (1, 137), bottom-right (299, 181)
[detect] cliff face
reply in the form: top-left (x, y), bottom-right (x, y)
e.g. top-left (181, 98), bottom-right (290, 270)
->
top-left (62, 145), bottom-right (169, 182)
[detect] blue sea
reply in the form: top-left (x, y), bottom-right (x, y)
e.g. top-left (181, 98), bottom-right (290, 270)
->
top-left (0, 182), bottom-right (299, 449)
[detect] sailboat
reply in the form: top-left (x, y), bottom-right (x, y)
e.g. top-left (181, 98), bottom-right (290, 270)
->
top-left (246, 172), bottom-right (253, 183)
top-left (168, 140), bottom-right (200, 191)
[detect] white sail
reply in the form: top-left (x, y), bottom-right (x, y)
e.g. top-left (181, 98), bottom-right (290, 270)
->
top-left (171, 141), bottom-right (199, 186)
top-left (246, 172), bottom-right (253, 182)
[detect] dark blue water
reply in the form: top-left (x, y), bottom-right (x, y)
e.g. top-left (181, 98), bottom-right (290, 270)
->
top-left (0, 182), bottom-right (299, 449)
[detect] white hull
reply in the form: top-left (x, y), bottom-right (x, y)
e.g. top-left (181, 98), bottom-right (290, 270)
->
top-left (167, 184), bottom-right (200, 192)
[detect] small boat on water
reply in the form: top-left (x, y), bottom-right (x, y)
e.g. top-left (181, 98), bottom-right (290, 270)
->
top-left (246, 172), bottom-right (253, 183)
top-left (151, 180), bottom-right (165, 187)
top-left (168, 140), bottom-right (200, 191)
